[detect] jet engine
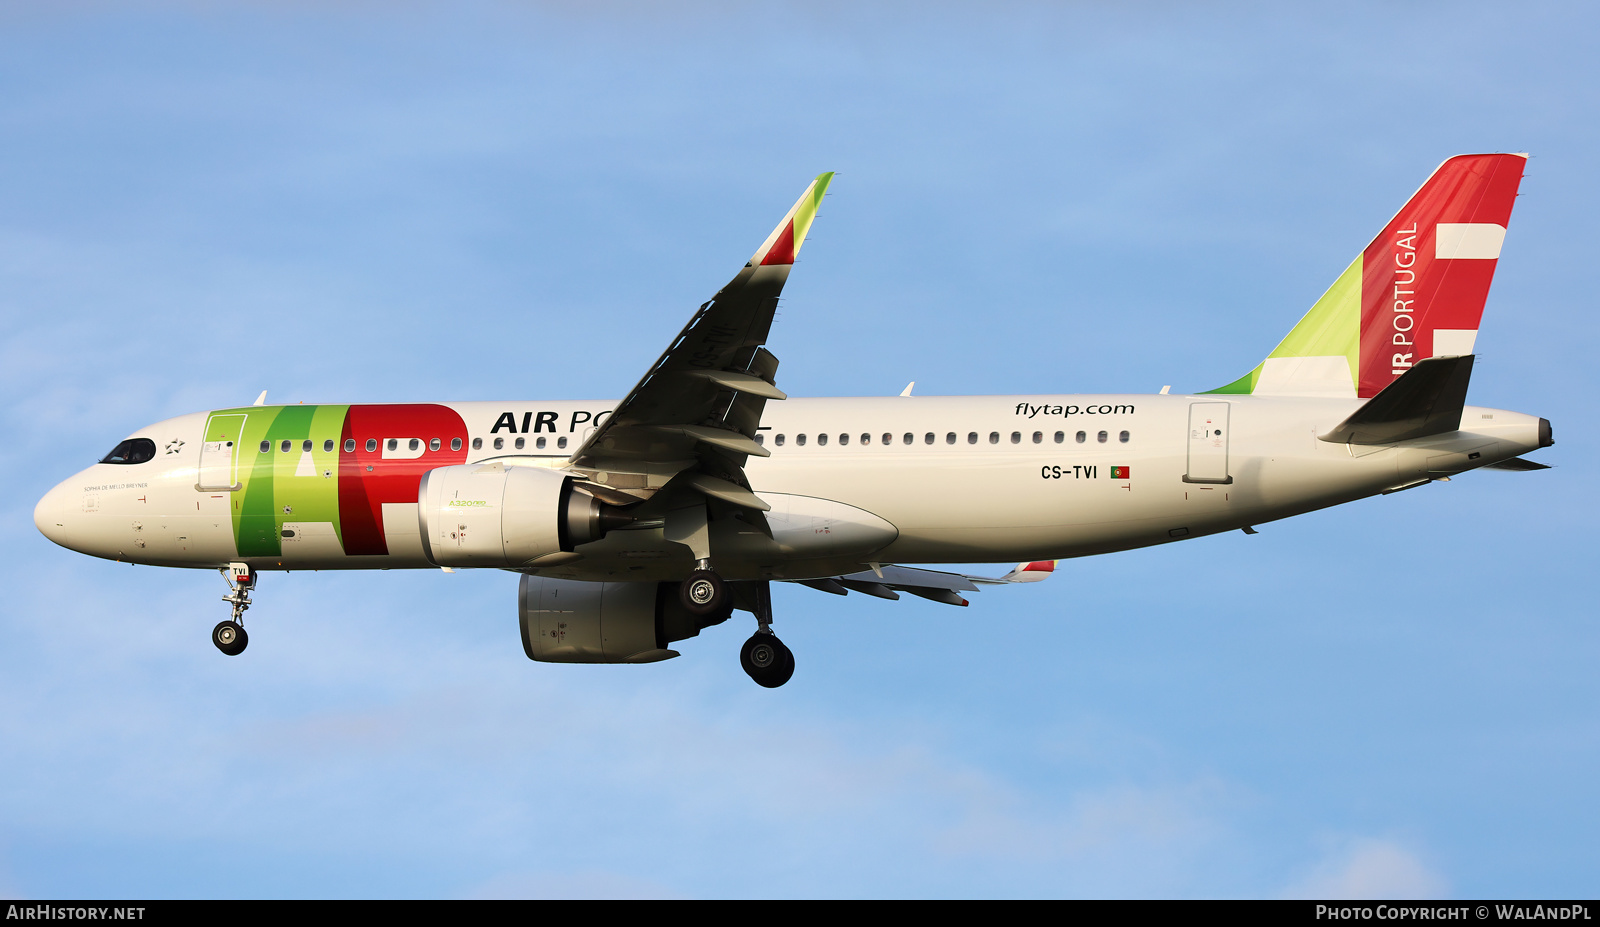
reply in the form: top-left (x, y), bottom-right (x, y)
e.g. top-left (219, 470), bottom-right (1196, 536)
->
top-left (418, 463), bottom-right (628, 568)
top-left (519, 575), bottom-right (727, 664)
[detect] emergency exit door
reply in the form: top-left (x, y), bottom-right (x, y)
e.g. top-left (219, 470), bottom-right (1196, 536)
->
top-left (1185, 402), bottom-right (1232, 484)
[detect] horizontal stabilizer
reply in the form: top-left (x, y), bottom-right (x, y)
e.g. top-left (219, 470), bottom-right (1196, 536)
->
top-left (1482, 457), bottom-right (1551, 471)
top-left (1320, 355), bottom-right (1474, 445)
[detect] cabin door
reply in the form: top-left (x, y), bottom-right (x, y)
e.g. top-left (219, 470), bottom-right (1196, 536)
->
top-left (1185, 402), bottom-right (1232, 484)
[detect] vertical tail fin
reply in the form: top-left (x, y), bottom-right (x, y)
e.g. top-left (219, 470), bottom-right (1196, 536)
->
top-left (1209, 153), bottom-right (1527, 399)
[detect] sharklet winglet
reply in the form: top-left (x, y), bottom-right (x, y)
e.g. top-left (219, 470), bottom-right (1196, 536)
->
top-left (749, 172), bottom-right (834, 267)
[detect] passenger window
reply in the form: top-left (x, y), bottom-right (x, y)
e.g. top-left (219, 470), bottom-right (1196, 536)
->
top-left (838, 434), bottom-right (848, 446)
top-left (323, 439), bottom-right (334, 453)
top-left (776, 434), bottom-right (786, 446)
top-left (260, 440), bottom-right (271, 454)
top-left (1097, 430), bottom-right (1108, 443)
top-left (988, 432), bottom-right (999, 444)
top-left (945, 432), bottom-right (956, 445)
top-left (493, 437), bottom-right (504, 450)
top-left (967, 432), bottom-right (978, 444)
top-left (558, 437), bottom-right (568, 449)
top-left (387, 439), bottom-right (398, 452)
top-left (924, 433), bottom-right (934, 445)
top-left (1010, 432), bottom-right (1021, 444)
top-left (1075, 431), bottom-right (1086, 444)
top-left (903, 433), bottom-right (913, 445)
top-left (408, 438), bottom-right (420, 451)
top-left (366, 438), bottom-right (378, 452)
top-left (755, 433), bottom-right (765, 446)
top-left (818, 434), bottom-right (829, 446)
top-left (882, 433), bottom-right (892, 445)
top-left (472, 437), bottom-right (482, 450)
top-left (1054, 431), bottom-right (1064, 444)
top-left (1119, 430), bottom-right (1130, 443)
top-left (861, 434), bottom-right (871, 445)
top-left (345, 439), bottom-right (356, 453)
top-left (1032, 432), bottom-right (1043, 444)
top-left (101, 438), bottom-right (157, 464)
top-left (515, 437), bottom-right (525, 450)
top-left (429, 438), bottom-right (440, 452)
top-left (300, 439), bottom-right (311, 453)
top-left (451, 437), bottom-right (462, 451)
top-left (797, 434), bottom-right (808, 446)
top-left (279, 439), bottom-right (290, 453)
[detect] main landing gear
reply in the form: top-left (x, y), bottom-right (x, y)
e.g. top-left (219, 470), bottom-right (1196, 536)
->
top-left (739, 580), bottom-right (793, 689)
top-left (681, 561), bottom-right (730, 618)
top-left (214, 562), bottom-right (254, 656)
top-left (679, 565), bottom-right (795, 687)
top-left (741, 632), bottom-right (794, 689)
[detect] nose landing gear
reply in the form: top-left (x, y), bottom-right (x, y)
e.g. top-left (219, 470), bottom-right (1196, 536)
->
top-left (214, 562), bottom-right (254, 656)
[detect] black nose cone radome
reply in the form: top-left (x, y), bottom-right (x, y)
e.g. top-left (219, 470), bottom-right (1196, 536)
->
top-left (1539, 418), bottom-right (1554, 448)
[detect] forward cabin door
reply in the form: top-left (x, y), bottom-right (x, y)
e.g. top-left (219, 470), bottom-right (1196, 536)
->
top-left (197, 413), bottom-right (247, 491)
top-left (1185, 402), bottom-right (1232, 484)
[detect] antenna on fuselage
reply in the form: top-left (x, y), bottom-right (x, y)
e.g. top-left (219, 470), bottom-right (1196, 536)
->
top-left (252, 390), bottom-right (268, 406)
top-left (899, 382), bottom-right (915, 397)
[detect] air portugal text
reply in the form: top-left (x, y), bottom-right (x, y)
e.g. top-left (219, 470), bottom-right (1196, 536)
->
top-left (1392, 222), bottom-right (1420, 375)
top-left (489, 410), bottom-right (614, 434)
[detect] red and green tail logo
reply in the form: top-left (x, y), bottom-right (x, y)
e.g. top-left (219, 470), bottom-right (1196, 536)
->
top-left (1209, 154), bottom-right (1526, 399)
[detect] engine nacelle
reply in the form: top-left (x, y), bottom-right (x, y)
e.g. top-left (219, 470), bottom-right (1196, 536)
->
top-left (519, 576), bottom-right (725, 664)
top-left (418, 463), bottom-right (612, 568)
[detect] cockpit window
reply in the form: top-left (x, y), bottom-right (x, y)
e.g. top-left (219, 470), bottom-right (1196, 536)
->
top-left (101, 438), bottom-right (156, 465)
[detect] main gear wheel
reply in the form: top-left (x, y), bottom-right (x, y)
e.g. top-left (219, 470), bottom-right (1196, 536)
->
top-left (740, 632), bottom-right (794, 688)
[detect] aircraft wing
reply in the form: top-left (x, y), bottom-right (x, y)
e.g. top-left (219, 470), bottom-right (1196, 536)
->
top-left (791, 561), bottom-right (1056, 607)
top-left (566, 173), bottom-right (834, 511)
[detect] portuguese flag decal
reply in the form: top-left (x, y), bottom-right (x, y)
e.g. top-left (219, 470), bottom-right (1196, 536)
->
top-left (1111, 466), bottom-right (1130, 479)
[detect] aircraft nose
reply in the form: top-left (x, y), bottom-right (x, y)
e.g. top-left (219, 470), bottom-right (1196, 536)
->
top-left (34, 478), bottom-right (79, 549)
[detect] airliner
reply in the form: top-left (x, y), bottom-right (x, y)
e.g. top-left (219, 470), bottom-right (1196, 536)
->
top-left (34, 154), bottom-right (1551, 687)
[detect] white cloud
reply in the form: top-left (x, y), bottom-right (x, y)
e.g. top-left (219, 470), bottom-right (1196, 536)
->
top-left (1281, 838), bottom-right (1449, 900)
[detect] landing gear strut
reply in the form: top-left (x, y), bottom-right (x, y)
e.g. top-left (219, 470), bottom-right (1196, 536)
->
top-left (214, 563), bottom-right (254, 656)
top-left (740, 581), bottom-right (794, 688)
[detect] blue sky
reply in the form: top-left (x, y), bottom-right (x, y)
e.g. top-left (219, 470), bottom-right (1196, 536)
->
top-left (2, 1), bottom-right (1596, 898)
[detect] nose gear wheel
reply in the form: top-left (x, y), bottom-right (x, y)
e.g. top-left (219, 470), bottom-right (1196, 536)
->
top-left (212, 620), bottom-right (248, 656)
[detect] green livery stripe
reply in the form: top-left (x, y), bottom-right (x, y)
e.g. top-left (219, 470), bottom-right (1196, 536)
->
top-left (207, 405), bottom-right (352, 559)
top-left (1267, 256), bottom-right (1361, 375)
top-left (1207, 366), bottom-right (1260, 395)
top-left (1206, 256), bottom-right (1362, 394)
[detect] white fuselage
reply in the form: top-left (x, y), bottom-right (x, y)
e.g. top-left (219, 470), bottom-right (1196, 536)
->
top-left (34, 393), bottom-right (1547, 580)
